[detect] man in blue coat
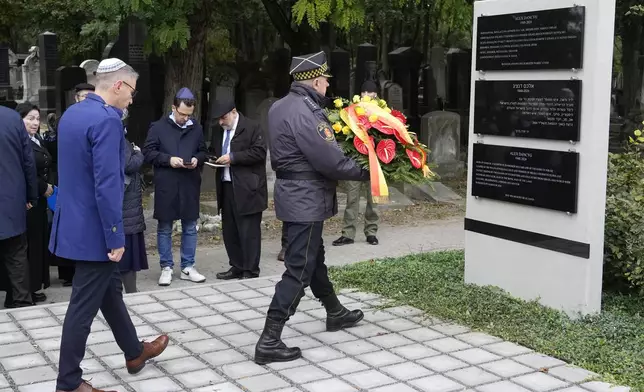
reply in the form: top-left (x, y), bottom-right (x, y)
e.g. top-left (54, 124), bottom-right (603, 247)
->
top-left (0, 105), bottom-right (38, 308)
top-left (49, 58), bottom-right (168, 392)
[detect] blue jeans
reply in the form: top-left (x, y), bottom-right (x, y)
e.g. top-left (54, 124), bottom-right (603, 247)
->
top-left (157, 220), bottom-right (197, 270)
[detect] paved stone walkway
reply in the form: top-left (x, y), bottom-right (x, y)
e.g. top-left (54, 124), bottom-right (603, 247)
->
top-left (0, 276), bottom-right (630, 392)
top-left (31, 217), bottom-right (465, 304)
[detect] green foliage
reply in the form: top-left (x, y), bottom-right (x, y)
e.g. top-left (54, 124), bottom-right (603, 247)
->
top-left (293, 0), bottom-right (366, 30)
top-left (330, 251), bottom-right (644, 391)
top-left (605, 130), bottom-right (644, 294)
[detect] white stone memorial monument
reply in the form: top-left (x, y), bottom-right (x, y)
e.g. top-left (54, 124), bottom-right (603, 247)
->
top-left (464, 0), bottom-right (616, 316)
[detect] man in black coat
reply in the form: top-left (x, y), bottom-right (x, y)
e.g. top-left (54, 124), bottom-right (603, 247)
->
top-left (0, 106), bottom-right (38, 308)
top-left (143, 88), bottom-right (208, 287)
top-left (210, 99), bottom-right (268, 280)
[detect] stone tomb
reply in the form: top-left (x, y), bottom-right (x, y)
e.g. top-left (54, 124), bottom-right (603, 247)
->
top-left (55, 66), bottom-right (87, 116)
top-left (38, 32), bottom-right (58, 118)
top-left (421, 111), bottom-right (464, 178)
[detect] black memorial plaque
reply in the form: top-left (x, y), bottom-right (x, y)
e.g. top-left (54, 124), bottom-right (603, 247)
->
top-left (472, 144), bottom-right (579, 213)
top-left (474, 80), bottom-right (581, 141)
top-left (476, 7), bottom-right (585, 71)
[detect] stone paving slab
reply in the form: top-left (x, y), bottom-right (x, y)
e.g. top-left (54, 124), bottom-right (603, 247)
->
top-left (0, 276), bottom-right (630, 392)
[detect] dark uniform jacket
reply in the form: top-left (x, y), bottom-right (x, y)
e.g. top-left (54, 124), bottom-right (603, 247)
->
top-left (268, 82), bottom-right (368, 222)
top-left (211, 113), bottom-right (268, 216)
top-left (143, 116), bottom-right (208, 222)
top-left (0, 106), bottom-right (38, 240)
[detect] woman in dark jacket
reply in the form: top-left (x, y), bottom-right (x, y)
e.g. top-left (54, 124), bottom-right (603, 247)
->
top-left (42, 112), bottom-right (75, 286)
top-left (120, 126), bottom-right (149, 293)
top-left (15, 102), bottom-right (51, 302)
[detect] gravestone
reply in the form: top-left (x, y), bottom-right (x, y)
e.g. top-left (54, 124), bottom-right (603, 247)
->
top-left (388, 47), bottom-right (422, 118)
top-left (38, 32), bottom-right (58, 118)
top-left (430, 47), bottom-right (447, 100)
top-left (21, 46), bottom-right (40, 103)
top-left (79, 59), bottom-right (99, 85)
top-left (0, 45), bottom-right (11, 100)
top-left (384, 81), bottom-right (403, 111)
top-left (465, 0), bottom-right (614, 316)
top-left (269, 48), bottom-right (291, 98)
top-left (446, 49), bottom-right (471, 112)
top-left (355, 43), bottom-right (377, 96)
top-left (421, 111), bottom-right (463, 177)
top-left (258, 97), bottom-right (279, 191)
top-left (102, 17), bottom-right (153, 147)
top-left (55, 66), bottom-right (87, 116)
top-left (330, 48), bottom-right (350, 99)
top-left (244, 88), bottom-right (268, 121)
top-left (207, 66), bottom-right (239, 144)
top-left (421, 66), bottom-right (438, 113)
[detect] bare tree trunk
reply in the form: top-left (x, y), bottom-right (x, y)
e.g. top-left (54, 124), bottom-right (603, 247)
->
top-left (163, 10), bottom-right (208, 120)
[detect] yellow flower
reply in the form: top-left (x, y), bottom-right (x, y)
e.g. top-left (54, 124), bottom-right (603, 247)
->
top-left (333, 98), bottom-right (343, 108)
top-left (332, 122), bottom-right (342, 133)
top-left (362, 95), bottom-right (372, 103)
top-left (369, 115), bottom-right (378, 123)
top-left (355, 107), bottom-right (366, 116)
top-left (342, 126), bottom-right (351, 135)
top-left (352, 95), bottom-right (361, 103)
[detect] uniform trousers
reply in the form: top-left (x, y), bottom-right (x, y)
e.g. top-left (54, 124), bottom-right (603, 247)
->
top-left (267, 221), bottom-right (335, 322)
top-left (0, 234), bottom-right (31, 305)
top-left (222, 182), bottom-right (262, 276)
top-left (56, 260), bottom-right (142, 391)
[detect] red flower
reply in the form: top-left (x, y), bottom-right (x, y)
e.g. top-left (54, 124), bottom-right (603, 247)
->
top-left (406, 149), bottom-right (423, 169)
top-left (371, 120), bottom-right (396, 135)
top-left (394, 130), bottom-right (411, 145)
top-left (354, 135), bottom-right (374, 155)
top-left (376, 139), bottom-right (396, 164)
top-left (391, 109), bottom-right (407, 124)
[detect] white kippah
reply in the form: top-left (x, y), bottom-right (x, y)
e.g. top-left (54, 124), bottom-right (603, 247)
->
top-left (96, 58), bottom-right (127, 74)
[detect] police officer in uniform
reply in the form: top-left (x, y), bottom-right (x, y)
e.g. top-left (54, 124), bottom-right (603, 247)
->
top-left (254, 51), bottom-right (369, 365)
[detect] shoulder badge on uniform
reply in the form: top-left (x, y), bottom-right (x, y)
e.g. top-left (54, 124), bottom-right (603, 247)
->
top-left (317, 122), bottom-right (335, 142)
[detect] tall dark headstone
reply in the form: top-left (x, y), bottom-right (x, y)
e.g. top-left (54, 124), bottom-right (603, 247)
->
top-left (388, 47), bottom-right (422, 118)
top-left (355, 43), bottom-right (377, 96)
top-left (55, 66), bottom-right (87, 117)
top-left (422, 65), bottom-right (438, 113)
top-left (446, 49), bottom-right (472, 112)
top-left (0, 45), bottom-right (11, 100)
top-left (269, 48), bottom-right (291, 99)
top-left (38, 32), bottom-right (58, 118)
top-left (330, 48), bottom-right (350, 98)
top-left (102, 17), bottom-right (153, 147)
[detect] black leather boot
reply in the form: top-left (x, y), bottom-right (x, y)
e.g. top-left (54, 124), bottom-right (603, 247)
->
top-left (254, 318), bottom-right (302, 365)
top-left (320, 293), bottom-right (364, 332)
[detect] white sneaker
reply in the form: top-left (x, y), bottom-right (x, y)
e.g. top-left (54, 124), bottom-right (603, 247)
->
top-left (158, 267), bottom-right (173, 286)
top-left (181, 266), bottom-right (206, 283)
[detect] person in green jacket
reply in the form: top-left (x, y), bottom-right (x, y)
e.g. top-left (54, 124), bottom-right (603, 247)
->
top-left (333, 80), bottom-right (380, 247)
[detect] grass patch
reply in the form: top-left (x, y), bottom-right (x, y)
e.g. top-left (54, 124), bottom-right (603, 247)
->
top-left (329, 250), bottom-right (644, 391)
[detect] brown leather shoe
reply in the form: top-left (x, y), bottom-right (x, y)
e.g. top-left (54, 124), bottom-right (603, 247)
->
top-left (125, 335), bottom-right (169, 374)
top-left (56, 380), bottom-right (116, 392)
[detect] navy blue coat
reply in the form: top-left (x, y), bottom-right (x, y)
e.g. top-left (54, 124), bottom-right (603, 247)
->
top-left (143, 116), bottom-right (208, 222)
top-left (0, 106), bottom-right (38, 240)
top-left (49, 94), bottom-right (127, 262)
top-left (268, 82), bottom-right (368, 222)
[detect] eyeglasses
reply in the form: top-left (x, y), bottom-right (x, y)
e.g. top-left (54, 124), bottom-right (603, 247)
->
top-left (120, 80), bottom-right (138, 99)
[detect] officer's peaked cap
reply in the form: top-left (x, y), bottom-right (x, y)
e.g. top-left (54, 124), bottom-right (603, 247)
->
top-left (289, 51), bottom-right (333, 81)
